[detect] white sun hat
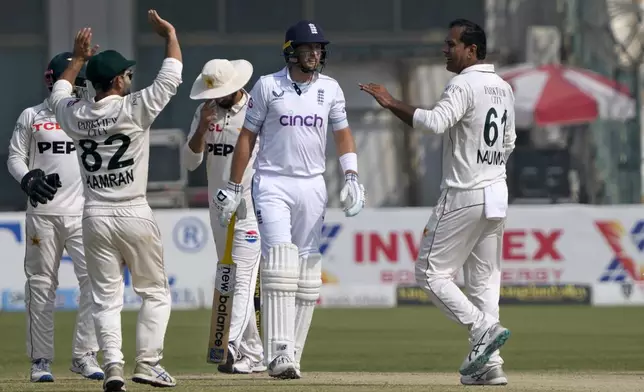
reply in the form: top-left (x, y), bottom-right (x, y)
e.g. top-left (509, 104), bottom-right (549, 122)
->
top-left (189, 59), bottom-right (253, 100)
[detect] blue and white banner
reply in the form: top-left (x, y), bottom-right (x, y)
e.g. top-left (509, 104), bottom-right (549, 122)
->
top-left (2, 206), bottom-right (644, 310)
top-left (0, 210), bottom-right (215, 311)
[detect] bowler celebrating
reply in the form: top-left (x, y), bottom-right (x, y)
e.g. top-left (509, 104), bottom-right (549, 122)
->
top-left (361, 19), bottom-right (516, 385)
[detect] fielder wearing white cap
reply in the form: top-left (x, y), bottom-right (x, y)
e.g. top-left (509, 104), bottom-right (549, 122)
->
top-left (190, 59), bottom-right (253, 100)
top-left (183, 59), bottom-right (264, 374)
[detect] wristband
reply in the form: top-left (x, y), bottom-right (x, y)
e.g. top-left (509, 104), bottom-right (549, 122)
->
top-left (339, 152), bottom-right (358, 174)
top-left (227, 180), bottom-right (243, 194)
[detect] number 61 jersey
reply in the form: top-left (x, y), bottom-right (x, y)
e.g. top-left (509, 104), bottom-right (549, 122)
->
top-left (412, 63), bottom-right (517, 190)
top-left (49, 58), bottom-right (183, 209)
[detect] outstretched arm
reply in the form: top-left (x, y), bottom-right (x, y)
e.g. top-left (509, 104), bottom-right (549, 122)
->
top-left (128, 10), bottom-right (183, 129)
top-left (359, 80), bottom-right (470, 134)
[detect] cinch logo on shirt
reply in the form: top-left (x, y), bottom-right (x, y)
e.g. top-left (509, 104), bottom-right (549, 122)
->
top-left (279, 114), bottom-right (324, 128)
top-left (33, 122), bottom-right (62, 131)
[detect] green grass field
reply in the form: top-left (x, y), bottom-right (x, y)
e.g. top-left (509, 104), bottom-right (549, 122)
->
top-left (0, 306), bottom-right (642, 391)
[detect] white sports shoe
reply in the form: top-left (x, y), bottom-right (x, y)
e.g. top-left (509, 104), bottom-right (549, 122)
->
top-left (459, 323), bottom-right (511, 376)
top-left (268, 355), bottom-right (300, 379)
top-left (70, 352), bottom-right (105, 380)
top-left (30, 359), bottom-right (54, 382)
top-left (102, 362), bottom-right (126, 392)
top-left (252, 359), bottom-right (267, 373)
top-left (294, 361), bottom-right (302, 378)
top-left (460, 365), bottom-right (508, 385)
top-left (132, 362), bottom-right (176, 387)
top-left (232, 357), bottom-right (252, 374)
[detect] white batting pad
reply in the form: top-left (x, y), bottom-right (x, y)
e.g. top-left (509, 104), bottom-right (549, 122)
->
top-left (294, 253), bottom-right (322, 364)
top-left (261, 243), bottom-right (299, 364)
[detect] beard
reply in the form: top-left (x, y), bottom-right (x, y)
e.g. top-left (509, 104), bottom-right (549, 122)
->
top-left (217, 99), bottom-right (234, 109)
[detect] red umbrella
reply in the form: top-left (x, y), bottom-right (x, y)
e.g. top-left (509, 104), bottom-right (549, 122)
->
top-left (497, 63), bottom-right (636, 127)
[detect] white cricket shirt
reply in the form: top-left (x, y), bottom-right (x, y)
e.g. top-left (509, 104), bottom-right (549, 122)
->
top-left (412, 64), bottom-right (517, 190)
top-left (243, 67), bottom-right (349, 177)
top-left (183, 90), bottom-right (258, 206)
top-left (50, 58), bottom-right (183, 211)
top-left (7, 99), bottom-right (84, 215)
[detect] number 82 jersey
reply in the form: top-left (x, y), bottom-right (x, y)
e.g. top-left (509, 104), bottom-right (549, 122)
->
top-left (412, 64), bottom-right (517, 190)
top-left (56, 102), bottom-right (148, 208)
top-left (49, 58), bottom-right (183, 208)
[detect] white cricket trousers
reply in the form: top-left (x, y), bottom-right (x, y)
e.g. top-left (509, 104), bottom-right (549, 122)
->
top-left (82, 205), bottom-right (171, 366)
top-left (251, 172), bottom-right (327, 257)
top-left (415, 187), bottom-right (505, 367)
top-left (209, 204), bottom-right (263, 363)
top-left (24, 214), bottom-right (99, 361)
top-left (251, 171), bottom-right (326, 365)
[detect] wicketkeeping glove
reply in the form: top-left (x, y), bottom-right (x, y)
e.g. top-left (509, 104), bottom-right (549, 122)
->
top-left (213, 181), bottom-right (246, 227)
top-left (20, 169), bottom-right (61, 208)
top-left (339, 172), bottom-right (365, 217)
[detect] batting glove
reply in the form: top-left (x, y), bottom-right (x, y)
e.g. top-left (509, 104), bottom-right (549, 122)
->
top-left (214, 181), bottom-right (245, 227)
top-left (339, 172), bottom-right (365, 217)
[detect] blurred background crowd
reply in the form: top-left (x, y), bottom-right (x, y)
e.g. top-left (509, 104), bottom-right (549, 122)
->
top-left (1, 0), bottom-right (642, 210)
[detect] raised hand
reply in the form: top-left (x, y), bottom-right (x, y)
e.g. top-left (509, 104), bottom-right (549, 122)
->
top-left (73, 28), bottom-right (99, 61)
top-left (148, 9), bottom-right (176, 38)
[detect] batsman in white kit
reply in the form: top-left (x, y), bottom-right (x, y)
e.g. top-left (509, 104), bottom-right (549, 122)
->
top-left (183, 58), bottom-right (265, 374)
top-left (214, 20), bottom-right (366, 379)
top-left (361, 19), bottom-right (516, 385)
top-left (49, 11), bottom-right (182, 392)
top-left (7, 52), bottom-right (103, 383)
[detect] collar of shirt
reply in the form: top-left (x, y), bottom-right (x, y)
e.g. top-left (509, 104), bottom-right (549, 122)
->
top-left (91, 94), bottom-right (122, 107)
top-left (43, 97), bottom-right (53, 112)
top-left (280, 66), bottom-right (318, 94)
top-left (460, 63), bottom-right (495, 74)
top-left (227, 89), bottom-right (249, 115)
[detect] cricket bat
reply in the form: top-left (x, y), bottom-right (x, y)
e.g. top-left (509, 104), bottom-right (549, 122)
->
top-left (207, 213), bottom-right (237, 364)
top-left (254, 266), bottom-right (261, 337)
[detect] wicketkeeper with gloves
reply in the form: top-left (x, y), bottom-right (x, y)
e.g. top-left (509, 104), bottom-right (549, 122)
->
top-left (7, 52), bottom-right (103, 383)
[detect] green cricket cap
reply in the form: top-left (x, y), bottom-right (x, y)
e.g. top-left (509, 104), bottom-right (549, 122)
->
top-left (86, 50), bottom-right (136, 86)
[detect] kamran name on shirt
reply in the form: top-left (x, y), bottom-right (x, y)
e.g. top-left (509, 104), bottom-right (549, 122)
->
top-left (85, 169), bottom-right (134, 190)
top-left (483, 86), bottom-right (507, 105)
top-left (77, 117), bottom-right (118, 137)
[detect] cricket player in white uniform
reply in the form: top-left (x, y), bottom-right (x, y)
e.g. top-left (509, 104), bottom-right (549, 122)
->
top-left (7, 52), bottom-right (103, 383)
top-left (183, 58), bottom-right (265, 374)
top-left (49, 11), bottom-right (182, 392)
top-left (361, 19), bottom-right (516, 386)
top-left (214, 20), bottom-right (366, 379)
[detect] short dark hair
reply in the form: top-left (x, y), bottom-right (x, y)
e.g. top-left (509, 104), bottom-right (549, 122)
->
top-left (449, 19), bottom-right (486, 60)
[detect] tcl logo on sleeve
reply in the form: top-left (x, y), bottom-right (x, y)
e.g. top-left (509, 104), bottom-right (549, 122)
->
top-left (33, 122), bottom-right (62, 131)
top-left (37, 141), bottom-right (76, 154)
